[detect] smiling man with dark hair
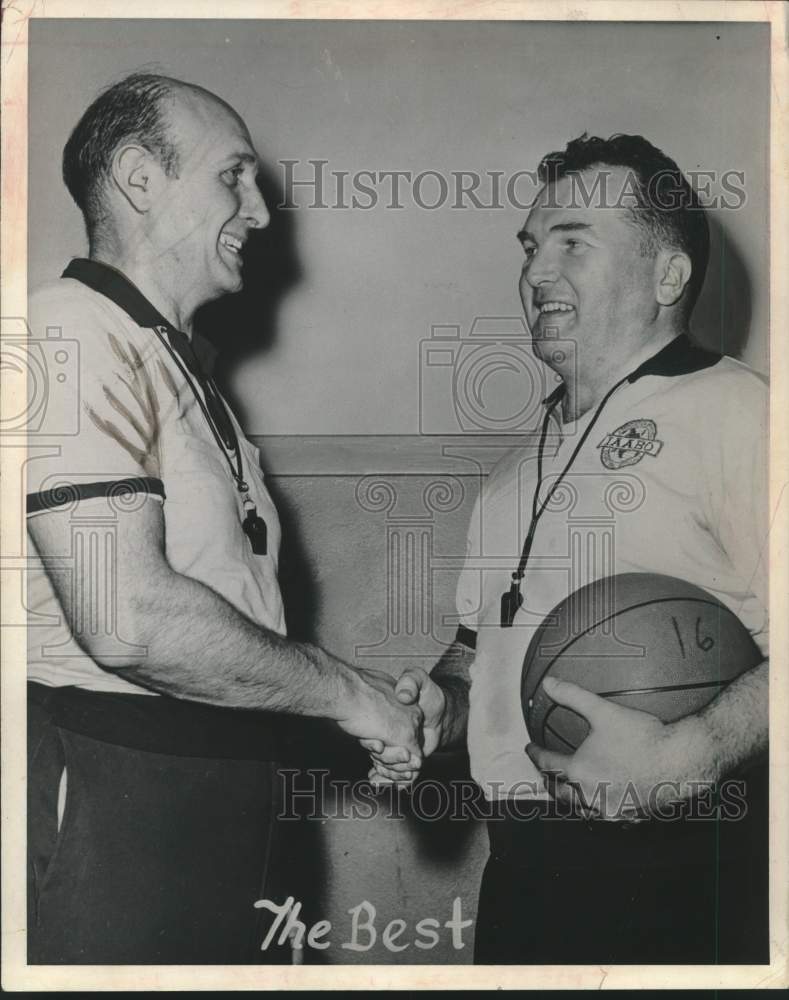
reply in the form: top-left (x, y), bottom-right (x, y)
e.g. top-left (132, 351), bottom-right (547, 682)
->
top-left (536, 133), bottom-right (711, 316)
top-left (366, 133), bottom-right (769, 965)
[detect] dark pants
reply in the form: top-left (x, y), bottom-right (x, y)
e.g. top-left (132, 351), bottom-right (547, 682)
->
top-left (28, 683), bottom-right (291, 964)
top-left (474, 781), bottom-right (769, 965)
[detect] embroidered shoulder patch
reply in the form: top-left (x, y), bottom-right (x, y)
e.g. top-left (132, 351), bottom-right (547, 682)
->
top-left (597, 418), bottom-right (663, 469)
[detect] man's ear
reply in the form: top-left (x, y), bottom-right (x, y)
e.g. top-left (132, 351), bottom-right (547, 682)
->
top-left (655, 250), bottom-right (692, 307)
top-left (110, 144), bottom-right (163, 213)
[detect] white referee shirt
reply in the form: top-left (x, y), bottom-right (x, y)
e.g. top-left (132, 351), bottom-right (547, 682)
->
top-left (455, 335), bottom-right (769, 800)
top-left (26, 259), bottom-right (285, 695)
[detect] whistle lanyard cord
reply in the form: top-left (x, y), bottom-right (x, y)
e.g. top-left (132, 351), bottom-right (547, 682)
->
top-left (152, 327), bottom-right (250, 495)
top-left (512, 373), bottom-right (631, 584)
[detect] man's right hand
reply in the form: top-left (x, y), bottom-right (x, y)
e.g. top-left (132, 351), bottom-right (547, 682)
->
top-left (336, 666), bottom-right (425, 763)
top-left (360, 666), bottom-right (447, 786)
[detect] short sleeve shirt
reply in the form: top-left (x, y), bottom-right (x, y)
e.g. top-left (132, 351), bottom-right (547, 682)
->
top-left (455, 336), bottom-right (769, 800)
top-left (26, 259), bottom-right (285, 695)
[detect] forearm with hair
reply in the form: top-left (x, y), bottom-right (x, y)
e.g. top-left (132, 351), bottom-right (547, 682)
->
top-left (686, 659), bottom-right (769, 781)
top-left (30, 501), bottom-right (420, 751)
top-left (29, 503), bottom-right (359, 720)
top-left (120, 570), bottom-right (356, 718)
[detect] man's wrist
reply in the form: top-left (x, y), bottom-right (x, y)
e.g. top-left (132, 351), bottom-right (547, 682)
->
top-left (302, 645), bottom-right (362, 722)
top-left (663, 713), bottom-right (722, 792)
top-left (433, 679), bottom-right (464, 751)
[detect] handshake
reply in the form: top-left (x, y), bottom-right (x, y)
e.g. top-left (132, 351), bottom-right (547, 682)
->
top-left (338, 667), bottom-right (448, 787)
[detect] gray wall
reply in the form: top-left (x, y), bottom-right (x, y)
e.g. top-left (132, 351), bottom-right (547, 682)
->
top-left (31, 19), bottom-right (769, 437)
top-left (29, 19), bottom-right (769, 964)
top-left (261, 443), bottom-right (490, 963)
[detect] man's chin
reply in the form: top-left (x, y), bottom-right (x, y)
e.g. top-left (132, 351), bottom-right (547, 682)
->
top-left (530, 336), bottom-right (555, 364)
top-left (196, 275), bottom-right (244, 312)
top-left (531, 337), bottom-right (574, 375)
top-left (216, 267), bottom-right (244, 296)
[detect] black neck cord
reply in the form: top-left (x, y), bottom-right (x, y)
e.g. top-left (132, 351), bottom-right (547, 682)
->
top-left (152, 326), bottom-right (250, 496)
top-left (501, 373), bottom-right (631, 627)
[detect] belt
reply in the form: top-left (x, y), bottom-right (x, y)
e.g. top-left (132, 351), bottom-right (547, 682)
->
top-left (28, 681), bottom-right (290, 760)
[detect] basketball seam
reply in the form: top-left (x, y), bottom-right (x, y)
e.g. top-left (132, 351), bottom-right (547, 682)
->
top-left (521, 597), bottom-right (740, 740)
top-left (597, 678), bottom-right (730, 699)
top-left (526, 597), bottom-right (732, 711)
top-left (542, 701), bottom-right (592, 748)
top-left (544, 719), bottom-right (577, 751)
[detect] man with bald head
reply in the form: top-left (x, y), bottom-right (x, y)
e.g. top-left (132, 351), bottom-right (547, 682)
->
top-left (26, 73), bottom-right (422, 964)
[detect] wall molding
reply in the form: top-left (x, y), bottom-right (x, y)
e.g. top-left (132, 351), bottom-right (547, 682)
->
top-left (250, 434), bottom-right (540, 477)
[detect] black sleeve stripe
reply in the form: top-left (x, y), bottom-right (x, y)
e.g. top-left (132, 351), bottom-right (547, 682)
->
top-left (27, 477), bottom-right (166, 515)
top-left (455, 625), bottom-right (478, 651)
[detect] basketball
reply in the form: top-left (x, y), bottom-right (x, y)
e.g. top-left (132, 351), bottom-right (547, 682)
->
top-left (522, 573), bottom-right (763, 752)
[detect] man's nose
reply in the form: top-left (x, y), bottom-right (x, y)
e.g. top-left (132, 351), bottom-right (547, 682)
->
top-left (243, 183), bottom-right (270, 229)
top-left (523, 249), bottom-right (558, 287)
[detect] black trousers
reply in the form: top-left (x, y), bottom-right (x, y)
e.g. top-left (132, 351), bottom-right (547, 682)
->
top-left (474, 782), bottom-right (769, 965)
top-left (28, 683), bottom-right (291, 964)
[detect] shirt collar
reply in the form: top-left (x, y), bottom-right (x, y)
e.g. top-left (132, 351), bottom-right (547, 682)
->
top-left (542, 334), bottom-right (722, 407)
top-left (62, 257), bottom-right (218, 374)
top-left (626, 333), bottom-right (722, 382)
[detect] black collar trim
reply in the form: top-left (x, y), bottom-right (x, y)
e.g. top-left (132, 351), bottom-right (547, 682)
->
top-left (62, 258), bottom-right (173, 331)
top-left (62, 258), bottom-right (219, 374)
top-left (542, 335), bottom-right (722, 406)
top-left (627, 334), bottom-right (722, 382)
